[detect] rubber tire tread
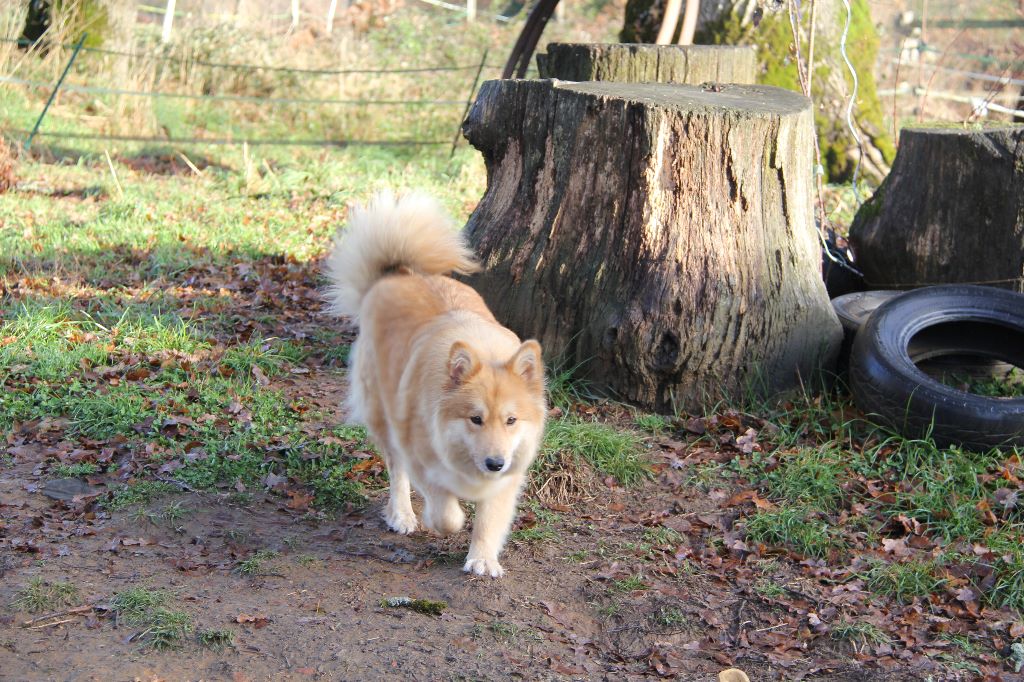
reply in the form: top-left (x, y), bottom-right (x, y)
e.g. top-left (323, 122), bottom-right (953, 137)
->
top-left (849, 285), bottom-right (1024, 450)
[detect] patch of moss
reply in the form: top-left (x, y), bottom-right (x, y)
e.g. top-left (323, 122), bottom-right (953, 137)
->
top-left (379, 597), bottom-right (447, 616)
top-left (855, 184), bottom-right (886, 222)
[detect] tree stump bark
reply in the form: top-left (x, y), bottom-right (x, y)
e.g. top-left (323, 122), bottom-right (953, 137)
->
top-left (849, 126), bottom-right (1024, 293)
top-left (461, 79), bottom-right (842, 412)
top-left (536, 43), bottom-right (756, 85)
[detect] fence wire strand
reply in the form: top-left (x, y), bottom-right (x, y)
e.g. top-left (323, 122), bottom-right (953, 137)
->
top-left (0, 74), bottom-right (466, 106)
top-left (1, 127), bottom-right (448, 148)
top-left (0, 36), bottom-right (484, 75)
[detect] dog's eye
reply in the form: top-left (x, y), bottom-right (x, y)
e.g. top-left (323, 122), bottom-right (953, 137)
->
top-left (470, 415), bottom-right (483, 425)
top-left (506, 416), bottom-right (517, 426)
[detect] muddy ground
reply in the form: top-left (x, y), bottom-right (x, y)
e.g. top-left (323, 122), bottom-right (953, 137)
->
top-left (2, 399), bottom-right (930, 681)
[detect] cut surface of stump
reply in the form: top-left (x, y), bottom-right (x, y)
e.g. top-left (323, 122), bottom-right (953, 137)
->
top-left (537, 43), bottom-right (756, 85)
top-left (849, 125), bottom-right (1024, 292)
top-left (462, 79), bottom-right (841, 411)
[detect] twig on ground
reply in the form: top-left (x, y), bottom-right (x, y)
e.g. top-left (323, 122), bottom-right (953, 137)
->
top-left (104, 150), bottom-right (123, 199)
top-left (28, 617), bottom-right (77, 629)
top-left (21, 605), bottom-right (95, 627)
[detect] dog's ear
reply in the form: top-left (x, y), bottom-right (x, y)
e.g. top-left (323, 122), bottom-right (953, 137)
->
top-left (448, 341), bottom-right (481, 386)
top-left (508, 340), bottom-right (543, 389)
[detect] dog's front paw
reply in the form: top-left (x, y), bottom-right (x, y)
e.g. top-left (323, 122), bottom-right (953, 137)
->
top-left (384, 508), bottom-right (418, 534)
top-left (463, 556), bottom-right (504, 578)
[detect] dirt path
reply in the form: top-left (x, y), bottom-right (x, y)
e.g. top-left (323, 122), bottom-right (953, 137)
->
top-left (3, 421), bottom-right (918, 681)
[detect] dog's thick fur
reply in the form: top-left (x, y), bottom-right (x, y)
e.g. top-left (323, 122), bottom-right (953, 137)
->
top-left (325, 192), bottom-right (546, 577)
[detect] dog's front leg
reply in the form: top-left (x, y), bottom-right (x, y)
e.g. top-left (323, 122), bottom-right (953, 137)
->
top-left (464, 478), bottom-right (522, 578)
top-left (421, 486), bottom-right (466, 536)
top-left (383, 456), bottom-right (418, 534)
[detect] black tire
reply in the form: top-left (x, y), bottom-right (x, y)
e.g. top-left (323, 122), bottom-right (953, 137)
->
top-left (849, 285), bottom-right (1024, 450)
top-left (832, 290), bottom-right (903, 335)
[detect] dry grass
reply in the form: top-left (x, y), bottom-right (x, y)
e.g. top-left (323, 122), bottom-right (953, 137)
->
top-left (530, 447), bottom-right (597, 506)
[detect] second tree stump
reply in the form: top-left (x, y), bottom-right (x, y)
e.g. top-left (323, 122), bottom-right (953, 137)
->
top-left (462, 80), bottom-right (842, 411)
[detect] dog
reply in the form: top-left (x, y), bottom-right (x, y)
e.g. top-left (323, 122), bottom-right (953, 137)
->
top-left (325, 191), bottom-right (546, 577)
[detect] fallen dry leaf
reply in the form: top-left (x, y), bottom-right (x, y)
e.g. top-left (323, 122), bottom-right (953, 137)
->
top-left (236, 613), bottom-right (270, 628)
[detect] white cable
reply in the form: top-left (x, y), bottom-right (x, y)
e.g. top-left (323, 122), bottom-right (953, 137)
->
top-left (838, 0), bottom-right (864, 205)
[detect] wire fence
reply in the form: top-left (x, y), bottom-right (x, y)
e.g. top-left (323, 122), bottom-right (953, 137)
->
top-left (0, 34), bottom-right (498, 150)
top-left (0, 36), bottom-right (486, 75)
top-left (0, 128), bottom-right (450, 147)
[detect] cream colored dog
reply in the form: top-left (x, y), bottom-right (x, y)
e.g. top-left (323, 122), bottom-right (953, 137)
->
top-left (325, 191), bottom-right (546, 577)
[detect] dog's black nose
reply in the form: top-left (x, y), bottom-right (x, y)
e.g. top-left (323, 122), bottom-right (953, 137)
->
top-left (485, 457), bottom-right (504, 472)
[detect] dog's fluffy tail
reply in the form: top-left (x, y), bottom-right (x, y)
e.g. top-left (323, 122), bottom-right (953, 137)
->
top-left (324, 191), bottom-right (480, 317)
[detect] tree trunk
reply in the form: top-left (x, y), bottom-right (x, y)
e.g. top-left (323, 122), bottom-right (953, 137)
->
top-left (20, 1), bottom-right (52, 48)
top-left (849, 126), bottom-right (1024, 292)
top-left (461, 79), bottom-right (842, 412)
top-left (627, 0), bottom-right (895, 184)
top-left (537, 43), bottom-right (756, 85)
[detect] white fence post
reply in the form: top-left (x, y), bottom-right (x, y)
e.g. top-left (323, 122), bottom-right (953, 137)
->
top-left (161, 0), bottom-right (176, 43)
top-left (291, 0), bottom-right (300, 30)
top-left (326, 0), bottom-right (339, 34)
top-left (466, 0), bottom-right (477, 22)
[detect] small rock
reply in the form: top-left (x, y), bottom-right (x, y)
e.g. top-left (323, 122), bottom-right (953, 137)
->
top-left (41, 478), bottom-right (100, 501)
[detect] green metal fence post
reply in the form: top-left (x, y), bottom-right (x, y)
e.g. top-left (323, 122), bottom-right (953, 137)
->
top-left (450, 48), bottom-right (489, 158)
top-left (24, 33), bottom-right (87, 152)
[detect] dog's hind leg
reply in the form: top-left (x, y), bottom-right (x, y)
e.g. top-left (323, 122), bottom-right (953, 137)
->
top-left (463, 479), bottom-right (522, 578)
top-left (382, 455), bottom-right (418, 534)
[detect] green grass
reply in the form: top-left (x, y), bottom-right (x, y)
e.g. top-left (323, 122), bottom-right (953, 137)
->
top-left (50, 462), bottom-right (100, 477)
top-left (161, 502), bottom-right (190, 524)
top-left (105, 481), bottom-right (178, 511)
top-left (937, 368), bottom-right (1024, 399)
top-left (110, 588), bottom-right (169, 624)
top-left (764, 446), bottom-right (846, 511)
top-left (483, 619), bottom-right (538, 645)
top-left (236, 549), bottom-right (279, 576)
top-left (634, 413), bottom-right (670, 434)
top-left (652, 606), bottom-right (688, 628)
top-left (719, 389), bottom-right (1024, 611)
top-left (220, 337), bottom-right (304, 378)
top-left (510, 503), bottom-right (560, 544)
top-left (12, 578), bottom-right (79, 613)
top-left (197, 628), bottom-right (235, 650)
top-left (753, 577), bottom-right (786, 599)
top-left (109, 587), bottom-right (192, 649)
top-left (545, 359), bottom-right (593, 410)
top-left (831, 620), bottom-right (893, 649)
top-left (610, 575), bottom-right (648, 593)
top-left (136, 609), bottom-right (193, 650)
top-left (541, 418), bottom-right (651, 486)
top-left (642, 526), bottom-right (684, 549)
top-left (861, 559), bottom-right (944, 602)
top-left (296, 554), bottom-right (320, 567)
top-left (744, 507), bottom-right (844, 559)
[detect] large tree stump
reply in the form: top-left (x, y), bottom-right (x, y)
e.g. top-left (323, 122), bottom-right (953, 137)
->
top-left (462, 80), bottom-right (842, 411)
top-left (537, 43), bottom-right (756, 85)
top-left (849, 126), bottom-right (1024, 293)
